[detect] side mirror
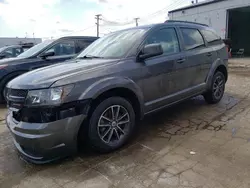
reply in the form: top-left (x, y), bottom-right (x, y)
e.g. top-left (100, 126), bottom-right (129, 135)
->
top-left (39, 51), bottom-right (55, 59)
top-left (0, 54), bottom-right (6, 59)
top-left (139, 43), bottom-right (163, 60)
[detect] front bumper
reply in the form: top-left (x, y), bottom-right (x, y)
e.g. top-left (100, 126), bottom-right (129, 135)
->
top-left (6, 111), bottom-right (86, 164)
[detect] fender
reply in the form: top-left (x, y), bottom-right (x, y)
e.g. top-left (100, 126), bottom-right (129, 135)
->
top-left (205, 58), bottom-right (228, 90)
top-left (79, 76), bottom-right (145, 116)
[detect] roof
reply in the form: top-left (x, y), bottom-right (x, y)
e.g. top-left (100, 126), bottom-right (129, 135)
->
top-left (59, 36), bottom-right (99, 40)
top-left (164, 20), bottom-right (208, 27)
top-left (0, 45), bottom-right (21, 49)
top-left (169, 0), bottom-right (227, 13)
top-left (112, 24), bottom-right (155, 32)
top-left (112, 21), bottom-right (209, 33)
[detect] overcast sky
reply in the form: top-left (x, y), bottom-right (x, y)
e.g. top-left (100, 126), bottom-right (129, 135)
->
top-left (0, 0), bottom-right (205, 39)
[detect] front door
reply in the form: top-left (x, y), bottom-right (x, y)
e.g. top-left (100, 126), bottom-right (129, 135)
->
top-left (31, 40), bottom-right (76, 70)
top-left (140, 27), bottom-right (181, 112)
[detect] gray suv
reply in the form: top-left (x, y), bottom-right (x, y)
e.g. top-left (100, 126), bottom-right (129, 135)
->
top-left (5, 21), bottom-right (228, 163)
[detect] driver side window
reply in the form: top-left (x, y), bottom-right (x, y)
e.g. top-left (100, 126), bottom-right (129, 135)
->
top-left (45, 40), bottom-right (75, 56)
top-left (145, 28), bottom-right (180, 55)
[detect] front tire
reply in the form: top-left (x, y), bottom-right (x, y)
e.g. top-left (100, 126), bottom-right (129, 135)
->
top-left (203, 71), bottom-right (225, 104)
top-left (88, 97), bottom-right (135, 153)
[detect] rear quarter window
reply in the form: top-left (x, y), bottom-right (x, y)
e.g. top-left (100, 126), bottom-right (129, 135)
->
top-left (201, 29), bottom-right (222, 45)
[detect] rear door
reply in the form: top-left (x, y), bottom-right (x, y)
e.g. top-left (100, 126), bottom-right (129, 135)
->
top-left (200, 29), bottom-right (224, 80)
top-left (175, 27), bottom-right (208, 92)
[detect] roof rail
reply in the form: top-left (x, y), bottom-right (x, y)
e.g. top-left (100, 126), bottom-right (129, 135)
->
top-left (164, 20), bottom-right (208, 27)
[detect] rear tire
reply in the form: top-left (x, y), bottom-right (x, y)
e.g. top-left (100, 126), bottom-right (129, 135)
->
top-left (88, 97), bottom-right (135, 153)
top-left (203, 71), bottom-right (225, 104)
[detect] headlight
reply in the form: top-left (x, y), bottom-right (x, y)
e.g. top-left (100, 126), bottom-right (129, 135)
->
top-left (25, 85), bottom-right (74, 106)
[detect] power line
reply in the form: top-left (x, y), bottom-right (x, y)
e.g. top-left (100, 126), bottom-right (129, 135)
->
top-left (43, 0), bottom-right (189, 38)
top-left (50, 25), bottom-right (96, 39)
top-left (101, 16), bottom-right (134, 26)
top-left (140, 0), bottom-right (186, 21)
top-left (101, 0), bottom-right (187, 27)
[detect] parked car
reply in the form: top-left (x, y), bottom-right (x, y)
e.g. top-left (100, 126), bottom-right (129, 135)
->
top-left (0, 44), bottom-right (32, 59)
top-left (5, 21), bottom-right (228, 163)
top-left (0, 36), bottom-right (98, 102)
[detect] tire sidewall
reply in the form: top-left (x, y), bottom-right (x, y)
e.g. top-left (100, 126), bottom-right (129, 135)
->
top-left (88, 97), bottom-right (135, 152)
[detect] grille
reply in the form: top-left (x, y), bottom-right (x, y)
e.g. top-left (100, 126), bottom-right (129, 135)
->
top-left (8, 89), bottom-right (28, 98)
top-left (6, 88), bottom-right (28, 103)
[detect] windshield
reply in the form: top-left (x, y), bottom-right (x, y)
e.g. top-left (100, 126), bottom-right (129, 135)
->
top-left (77, 28), bottom-right (148, 59)
top-left (18, 40), bottom-right (53, 58)
top-left (0, 46), bottom-right (8, 53)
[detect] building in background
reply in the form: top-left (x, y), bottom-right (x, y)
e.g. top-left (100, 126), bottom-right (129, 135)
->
top-left (168, 0), bottom-right (250, 56)
top-left (0, 37), bottom-right (42, 48)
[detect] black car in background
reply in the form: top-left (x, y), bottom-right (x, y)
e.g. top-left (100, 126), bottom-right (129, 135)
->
top-left (0, 36), bottom-right (98, 102)
top-left (0, 45), bottom-right (32, 59)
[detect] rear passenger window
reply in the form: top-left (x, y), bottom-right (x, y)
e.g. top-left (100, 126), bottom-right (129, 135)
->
top-left (145, 28), bottom-right (179, 55)
top-left (201, 29), bottom-right (221, 43)
top-left (181, 28), bottom-right (205, 50)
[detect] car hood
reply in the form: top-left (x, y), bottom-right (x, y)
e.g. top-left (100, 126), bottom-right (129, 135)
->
top-left (7, 58), bottom-right (120, 89)
top-left (0, 57), bottom-right (30, 65)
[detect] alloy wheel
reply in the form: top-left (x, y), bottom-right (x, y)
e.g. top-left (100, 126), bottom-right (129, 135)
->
top-left (213, 75), bottom-right (224, 100)
top-left (97, 105), bottom-right (130, 144)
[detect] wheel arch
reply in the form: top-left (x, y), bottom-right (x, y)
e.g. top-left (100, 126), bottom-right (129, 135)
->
top-left (90, 87), bottom-right (143, 121)
top-left (0, 70), bottom-right (27, 100)
top-left (76, 78), bottom-right (144, 149)
top-left (206, 59), bottom-right (228, 90)
top-left (1, 70), bottom-right (28, 86)
top-left (215, 65), bottom-right (228, 82)
top-left (80, 77), bottom-right (144, 120)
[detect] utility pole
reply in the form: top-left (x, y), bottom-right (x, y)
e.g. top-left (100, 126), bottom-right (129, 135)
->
top-left (134, 18), bottom-right (139, 27)
top-left (196, 0), bottom-right (198, 3)
top-left (95, 14), bottom-right (101, 37)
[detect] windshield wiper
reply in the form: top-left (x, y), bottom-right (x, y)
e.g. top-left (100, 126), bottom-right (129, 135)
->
top-left (77, 55), bottom-right (104, 59)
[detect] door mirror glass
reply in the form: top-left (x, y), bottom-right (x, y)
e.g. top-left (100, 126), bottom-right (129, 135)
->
top-left (139, 43), bottom-right (163, 60)
top-left (39, 51), bottom-right (55, 59)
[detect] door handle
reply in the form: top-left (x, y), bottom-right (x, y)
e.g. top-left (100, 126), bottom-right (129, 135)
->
top-left (207, 52), bottom-right (212, 57)
top-left (176, 58), bottom-right (185, 64)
